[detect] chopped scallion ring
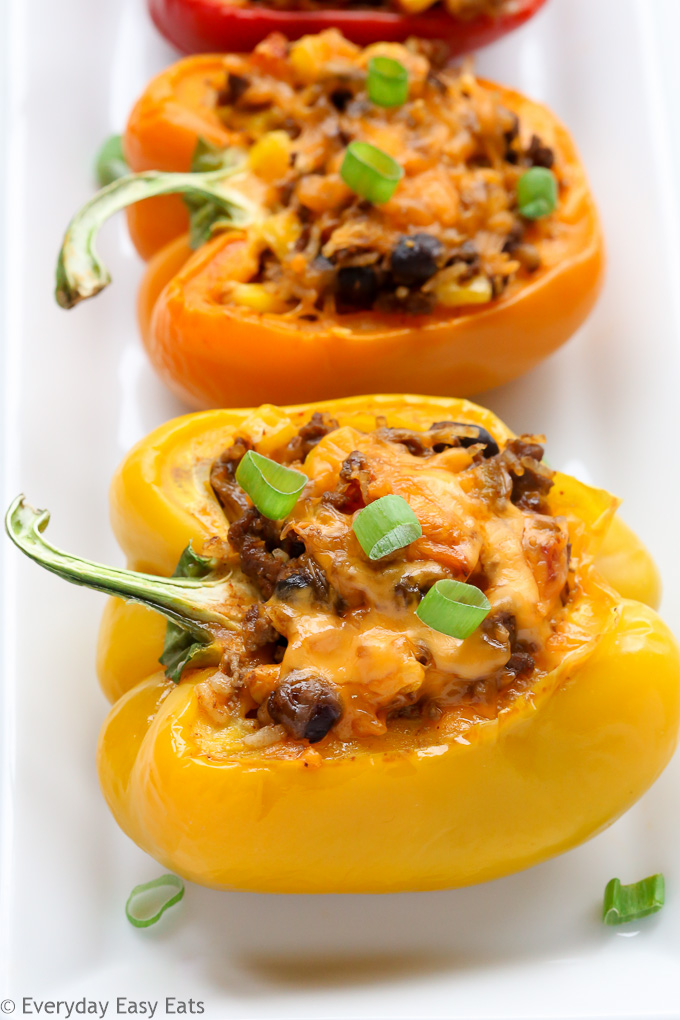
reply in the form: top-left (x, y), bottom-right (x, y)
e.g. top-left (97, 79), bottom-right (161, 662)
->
top-left (517, 166), bottom-right (558, 219)
top-left (94, 134), bottom-right (129, 188)
top-left (125, 874), bottom-right (185, 928)
top-left (416, 579), bottom-right (490, 639)
top-left (367, 57), bottom-right (409, 108)
top-left (340, 141), bottom-right (404, 205)
top-left (602, 874), bottom-right (665, 925)
top-left (352, 494), bottom-right (422, 560)
top-left (236, 450), bottom-right (307, 520)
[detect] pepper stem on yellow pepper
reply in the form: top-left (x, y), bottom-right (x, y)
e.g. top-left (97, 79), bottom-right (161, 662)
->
top-left (55, 156), bottom-right (256, 309)
top-left (5, 497), bottom-right (240, 645)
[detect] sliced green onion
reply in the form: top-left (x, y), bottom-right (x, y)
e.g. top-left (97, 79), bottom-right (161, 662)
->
top-left (340, 141), bottom-right (404, 205)
top-left (367, 57), bottom-right (409, 108)
top-left (352, 494), bottom-right (422, 560)
top-left (517, 166), bottom-right (558, 220)
top-left (94, 134), bottom-right (128, 188)
top-left (416, 579), bottom-right (490, 639)
top-left (125, 874), bottom-right (185, 928)
top-left (602, 874), bottom-right (665, 925)
top-left (236, 450), bottom-right (306, 520)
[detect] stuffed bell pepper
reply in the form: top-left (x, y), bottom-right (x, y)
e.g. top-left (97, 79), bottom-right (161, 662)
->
top-left (57, 31), bottom-right (604, 408)
top-left (7, 394), bottom-right (678, 893)
top-left (148, 0), bottom-right (548, 56)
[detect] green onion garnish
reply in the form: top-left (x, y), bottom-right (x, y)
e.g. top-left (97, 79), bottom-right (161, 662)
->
top-left (340, 141), bottom-right (404, 205)
top-left (125, 874), bottom-right (185, 928)
top-left (352, 494), bottom-right (422, 560)
top-left (94, 134), bottom-right (129, 188)
top-left (517, 166), bottom-right (558, 220)
top-left (416, 579), bottom-right (490, 639)
top-left (236, 450), bottom-right (306, 520)
top-left (603, 874), bottom-right (665, 925)
top-left (367, 57), bottom-right (409, 108)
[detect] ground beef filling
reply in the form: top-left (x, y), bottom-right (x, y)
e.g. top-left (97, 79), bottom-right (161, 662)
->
top-left (203, 414), bottom-right (563, 743)
top-left (211, 30), bottom-right (557, 318)
top-left (227, 507), bottom-right (305, 599)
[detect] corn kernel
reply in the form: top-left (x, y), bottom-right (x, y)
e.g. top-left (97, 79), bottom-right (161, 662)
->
top-left (258, 210), bottom-right (302, 261)
top-left (433, 273), bottom-right (493, 308)
top-left (248, 131), bottom-right (292, 182)
top-left (289, 36), bottom-right (330, 84)
top-left (239, 406), bottom-right (299, 455)
top-left (230, 283), bottom-right (288, 314)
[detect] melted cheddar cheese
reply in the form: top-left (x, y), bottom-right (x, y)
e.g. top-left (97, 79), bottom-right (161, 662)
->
top-left (195, 407), bottom-right (603, 747)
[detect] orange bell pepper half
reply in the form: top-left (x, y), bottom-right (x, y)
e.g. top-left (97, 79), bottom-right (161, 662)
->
top-left (57, 34), bottom-right (604, 409)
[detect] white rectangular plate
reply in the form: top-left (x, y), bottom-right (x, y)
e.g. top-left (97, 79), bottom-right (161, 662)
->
top-left (2, 0), bottom-right (680, 1016)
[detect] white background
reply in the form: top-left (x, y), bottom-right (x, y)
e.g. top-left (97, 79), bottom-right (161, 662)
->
top-left (2, 1), bottom-right (680, 1016)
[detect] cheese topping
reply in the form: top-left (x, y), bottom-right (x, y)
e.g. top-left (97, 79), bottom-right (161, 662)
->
top-left (200, 409), bottom-right (579, 744)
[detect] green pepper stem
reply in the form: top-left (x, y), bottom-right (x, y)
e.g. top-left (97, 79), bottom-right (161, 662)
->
top-left (5, 496), bottom-right (240, 641)
top-left (55, 161), bottom-right (256, 309)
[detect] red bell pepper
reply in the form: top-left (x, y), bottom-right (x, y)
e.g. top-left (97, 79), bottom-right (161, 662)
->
top-left (148, 0), bottom-right (548, 54)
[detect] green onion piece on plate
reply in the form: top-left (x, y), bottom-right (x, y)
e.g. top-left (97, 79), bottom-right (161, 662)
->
top-left (353, 494), bottom-right (422, 560)
top-left (367, 56), bottom-right (409, 108)
top-left (125, 874), bottom-right (185, 928)
top-left (94, 134), bottom-right (129, 188)
top-left (340, 141), bottom-right (404, 205)
top-left (517, 166), bottom-right (558, 220)
top-left (236, 449), bottom-right (307, 520)
top-left (416, 579), bottom-right (490, 639)
top-left (602, 874), bottom-right (665, 925)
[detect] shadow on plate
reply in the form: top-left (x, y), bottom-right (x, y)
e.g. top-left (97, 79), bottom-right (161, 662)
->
top-left (176, 839), bottom-right (622, 997)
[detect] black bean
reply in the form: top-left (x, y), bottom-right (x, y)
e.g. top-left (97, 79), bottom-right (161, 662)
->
top-left (335, 266), bottom-right (379, 310)
top-left (268, 673), bottom-right (343, 743)
top-left (330, 88), bottom-right (353, 112)
top-left (429, 421), bottom-right (500, 458)
top-left (274, 571), bottom-right (314, 600)
top-left (274, 557), bottom-right (331, 604)
top-left (390, 234), bottom-right (443, 287)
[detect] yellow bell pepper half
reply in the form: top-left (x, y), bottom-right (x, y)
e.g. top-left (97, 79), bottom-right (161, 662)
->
top-left (8, 395), bottom-right (679, 893)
